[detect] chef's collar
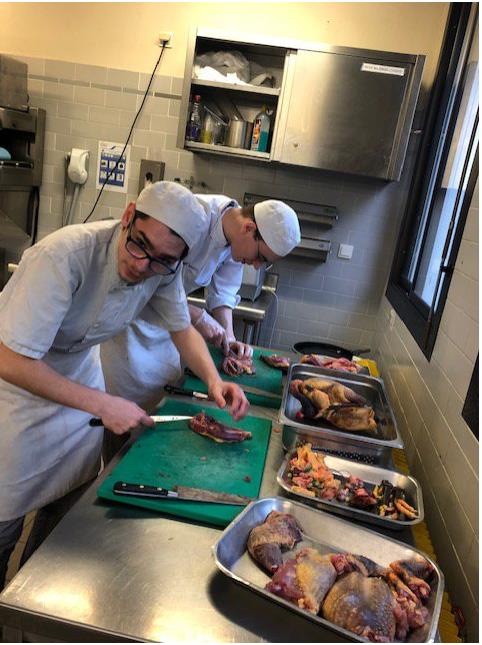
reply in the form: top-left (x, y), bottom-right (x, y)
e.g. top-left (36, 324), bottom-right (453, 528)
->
top-left (213, 199), bottom-right (237, 248)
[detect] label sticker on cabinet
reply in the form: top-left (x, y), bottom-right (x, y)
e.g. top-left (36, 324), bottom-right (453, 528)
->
top-left (361, 63), bottom-right (405, 76)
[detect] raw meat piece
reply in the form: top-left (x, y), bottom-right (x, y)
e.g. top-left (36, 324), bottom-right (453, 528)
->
top-left (301, 354), bottom-right (362, 374)
top-left (188, 412), bottom-right (252, 443)
top-left (221, 351), bottom-right (255, 376)
top-left (330, 553), bottom-right (385, 578)
top-left (290, 378), bottom-right (377, 432)
top-left (322, 571), bottom-right (397, 642)
top-left (247, 511), bottom-right (302, 573)
top-left (324, 405), bottom-right (377, 433)
top-left (260, 354), bottom-right (290, 371)
top-left (389, 556), bottom-right (434, 601)
top-left (266, 547), bottom-right (337, 614)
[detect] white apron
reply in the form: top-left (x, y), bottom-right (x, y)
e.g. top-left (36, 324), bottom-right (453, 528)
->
top-left (100, 320), bottom-right (181, 413)
top-left (0, 220), bottom-right (190, 521)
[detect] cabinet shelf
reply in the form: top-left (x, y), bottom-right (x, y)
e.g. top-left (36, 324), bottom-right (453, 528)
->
top-left (191, 78), bottom-right (280, 96)
top-left (185, 141), bottom-right (270, 160)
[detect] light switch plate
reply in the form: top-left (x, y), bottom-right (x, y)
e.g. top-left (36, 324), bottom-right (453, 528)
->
top-left (338, 243), bottom-right (354, 260)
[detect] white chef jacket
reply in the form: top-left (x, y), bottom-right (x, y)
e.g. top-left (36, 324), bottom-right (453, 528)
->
top-left (0, 220), bottom-right (190, 520)
top-left (100, 195), bottom-right (244, 410)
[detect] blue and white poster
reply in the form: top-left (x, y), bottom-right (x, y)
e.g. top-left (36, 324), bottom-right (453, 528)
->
top-left (96, 141), bottom-right (131, 193)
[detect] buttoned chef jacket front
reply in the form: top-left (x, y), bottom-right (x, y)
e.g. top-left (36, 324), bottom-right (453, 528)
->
top-left (0, 220), bottom-right (190, 521)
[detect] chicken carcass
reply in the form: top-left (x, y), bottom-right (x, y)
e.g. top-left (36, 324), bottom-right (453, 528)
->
top-left (188, 412), bottom-right (252, 443)
top-left (322, 571), bottom-right (397, 642)
top-left (221, 351), bottom-right (255, 376)
top-left (266, 547), bottom-right (337, 614)
top-left (247, 511), bottom-right (302, 574)
top-left (290, 378), bottom-right (377, 432)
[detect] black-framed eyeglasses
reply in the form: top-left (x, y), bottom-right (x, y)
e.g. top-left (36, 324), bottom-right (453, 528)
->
top-left (255, 230), bottom-right (273, 271)
top-left (125, 219), bottom-right (181, 276)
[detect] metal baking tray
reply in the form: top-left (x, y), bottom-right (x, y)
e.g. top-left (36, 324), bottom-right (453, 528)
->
top-left (279, 363), bottom-right (403, 463)
top-left (276, 449), bottom-right (424, 530)
top-left (212, 497), bottom-right (443, 643)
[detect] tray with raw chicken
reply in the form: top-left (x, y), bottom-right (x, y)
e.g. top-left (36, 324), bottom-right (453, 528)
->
top-left (276, 444), bottom-right (423, 530)
top-left (212, 497), bottom-right (443, 643)
top-left (280, 363), bottom-right (403, 462)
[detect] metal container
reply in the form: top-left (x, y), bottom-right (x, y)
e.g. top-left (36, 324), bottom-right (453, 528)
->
top-left (0, 55), bottom-right (28, 112)
top-left (279, 363), bottom-right (403, 465)
top-left (225, 119), bottom-right (248, 148)
top-left (276, 449), bottom-right (424, 530)
top-left (212, 497), bottom-right (443, 643)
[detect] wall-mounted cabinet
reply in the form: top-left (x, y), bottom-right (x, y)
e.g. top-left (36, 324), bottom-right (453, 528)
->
top-left (177, 29), bottom-right (425, 180)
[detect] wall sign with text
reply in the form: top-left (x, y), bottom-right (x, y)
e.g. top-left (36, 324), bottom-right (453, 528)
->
top-left (96, 141), bottom-right (131, 193)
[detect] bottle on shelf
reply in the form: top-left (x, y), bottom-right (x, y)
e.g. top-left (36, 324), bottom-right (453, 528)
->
top-left (186, 94), bottom-right (203, 142)
top-left (250, 105), bottom-right (271, 153)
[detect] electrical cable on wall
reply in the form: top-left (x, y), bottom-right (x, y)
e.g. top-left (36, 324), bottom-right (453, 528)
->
top-left (83, 42), bottom-right (167, 224)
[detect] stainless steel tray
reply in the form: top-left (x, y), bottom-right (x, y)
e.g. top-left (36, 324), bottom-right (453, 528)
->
top-left (277, 449), bottom-right (424, 530)
top-left (212, 497), bottom-right (443, 643)
top-left (279, 363), bottom-right (403, 462)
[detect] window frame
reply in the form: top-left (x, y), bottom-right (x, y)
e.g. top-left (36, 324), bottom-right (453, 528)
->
top-left (386, 2), bottom-right (479, 359)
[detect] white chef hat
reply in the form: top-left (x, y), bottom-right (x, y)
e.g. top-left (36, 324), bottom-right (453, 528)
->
top-left (254, 200), bottom-right (301, 257)
top-left (135, 181), bottom-right (207, 250)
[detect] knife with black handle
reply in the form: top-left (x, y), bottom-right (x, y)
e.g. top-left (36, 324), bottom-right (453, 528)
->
top-left (113, 481), bottom-right (252, 506)
top-left (163, 384), bottom-right (209, 400)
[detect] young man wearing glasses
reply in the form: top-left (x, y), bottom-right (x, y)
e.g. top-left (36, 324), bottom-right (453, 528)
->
top-left (101, 190), bottom-right (301, 462)
top-left (0, 181), bottom-right (249, 590)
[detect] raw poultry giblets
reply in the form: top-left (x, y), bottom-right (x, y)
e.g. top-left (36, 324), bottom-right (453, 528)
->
top-left (290, 378), bottom-right (377, 432)
top-left (260, 354), bottom-right (291, 371)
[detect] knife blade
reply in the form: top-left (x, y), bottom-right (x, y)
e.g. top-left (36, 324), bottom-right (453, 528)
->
top-left (89, 415), bottom-right (192, 427)
top-left (113, 481), bottom-right (252, 506)
top-left (166, 382), bottom-right (280, 401)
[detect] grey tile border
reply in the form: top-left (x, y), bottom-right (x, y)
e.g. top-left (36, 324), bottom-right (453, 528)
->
top-left (59, 78), bottom-right (90, 88)
top-left (92, 83), bottom-right (123, 92)
top-left (123, 88), bottom-right (147, 96)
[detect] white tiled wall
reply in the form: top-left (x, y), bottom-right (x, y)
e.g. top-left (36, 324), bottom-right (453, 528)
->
top-left (18, 55), bottom-right (419, 353)
top-left (374, 180), bottom-right (479, 641)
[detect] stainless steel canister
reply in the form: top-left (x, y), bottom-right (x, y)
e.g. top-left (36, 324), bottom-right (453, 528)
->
top-left (225, 120), bottom-right (248, 148)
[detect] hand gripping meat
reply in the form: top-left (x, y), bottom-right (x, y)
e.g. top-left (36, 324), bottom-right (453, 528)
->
top-left (247, 511), bottom-right (302, 573)
top-left (221, 350), bottom-right (255, 376)
top-left (188, 412), bottom-right (252, 443)
top-left (266, 547), bottom-right (337, 614)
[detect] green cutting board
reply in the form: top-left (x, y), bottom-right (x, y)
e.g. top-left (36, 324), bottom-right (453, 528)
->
top-left (97, 398), bottom-right (272, 527)
top-left (183, 347), bottom-right (283, 409)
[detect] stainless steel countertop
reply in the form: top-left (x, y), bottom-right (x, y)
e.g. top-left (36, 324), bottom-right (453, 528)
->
top-left (0, 392), bottom-right (416, 643)
top-left (0, 398), bottom-right (345, 643)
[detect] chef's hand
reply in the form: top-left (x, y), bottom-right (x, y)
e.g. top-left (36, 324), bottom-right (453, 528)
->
top-left (96, 395), bottom-right (155, 435)
top-left (227, 340), bottom-right (253, 360)
top-left (193, 309), bottom-right (227, 349)
top-left (208, 380), bottom-right (250, 421)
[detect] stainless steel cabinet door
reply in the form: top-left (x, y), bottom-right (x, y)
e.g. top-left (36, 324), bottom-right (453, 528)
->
top-left (274, 49), bottom-right (412, 179)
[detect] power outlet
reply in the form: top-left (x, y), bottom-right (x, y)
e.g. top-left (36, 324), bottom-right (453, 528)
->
top-left (158, 31), bottom-right (173, 48)
top-left (138, 159), bottom-right (165, 195)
